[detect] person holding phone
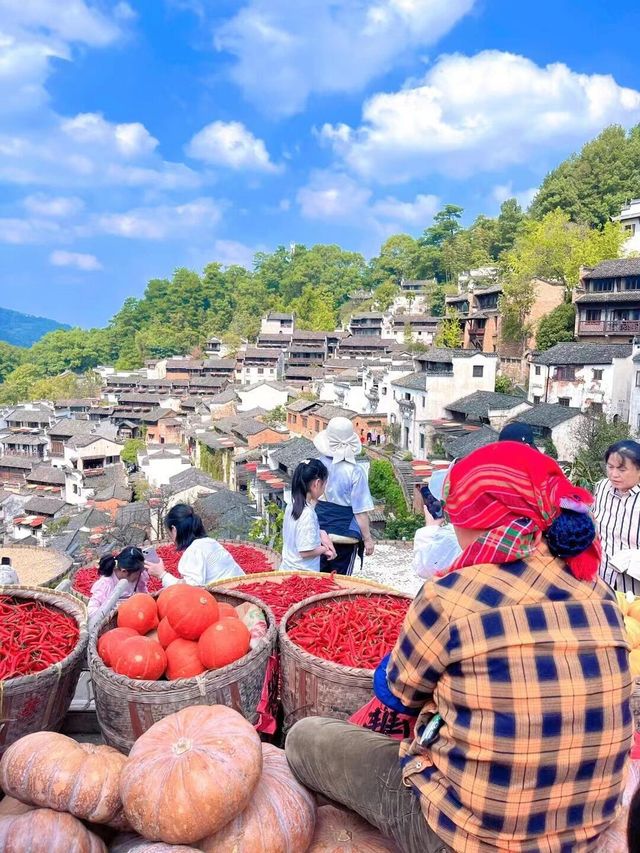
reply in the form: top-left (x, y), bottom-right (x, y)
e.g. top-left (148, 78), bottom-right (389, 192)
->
top-left (145, 504), bottom-right (244, 586)
top-left (88, 547), bottom-right (148, 616)
top-left (413, 468), bottom-right (461, 580)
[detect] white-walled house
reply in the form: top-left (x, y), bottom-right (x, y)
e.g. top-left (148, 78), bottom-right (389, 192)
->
top-left (389, 350), bottom-right (498, 458)
top-left (260, 312), bottom-right (295, 335)
top-left (236, 348), bottom-right (285, 385)
top-left (614, 200), bottom-right (640, 256)
top-left (625, 341), bottom-right (640, 434)
top-left (64, 434), bottom-right (123, 474)
top-left (528, 343), bottom-right (633, 421)
top-left (139, 445), bottom-right (192, 488)
top-left (509, 404), bottom-right (588, 463)
top-left (237, 382), bottom-right (291, 413)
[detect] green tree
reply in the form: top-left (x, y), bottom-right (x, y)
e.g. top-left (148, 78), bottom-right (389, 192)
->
top-left (536, 304), bottom-right (576, 350)
top-left (0, 363), bottom-right (44, 403)
top-left (530, 125), bottom-right (640, 227)
top-left (121, 438), bottom-right (146, 466)
top-left (434, 309), bottom-right (463, 348)
top-left (292, 284), bottom-right (337, 330)
top-left (263, 405), bottom-right (286, 427)
top-left (419, 205), bottom-right (465, 282)
top-left (367, 234), bottom-right (423, 288)
top-left (494, 375), bottom-right (516, 394)
top-left (30, 327), bottom-right (115, 376)
top-left (492, 199), bottom-right (526, 257)
top-left (0, 343), bottom-right (25, 383)
top-left (373, 280), bottom-right (400, 311)
top-left (368, 459), bottom-right (407, 516)
top-left (28, 371), bottom-right (101, 402)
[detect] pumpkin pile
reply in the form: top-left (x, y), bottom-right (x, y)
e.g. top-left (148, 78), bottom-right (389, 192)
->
top-left (616, 591), bottom-right (640, 676)
top-left (98, 589), bottom-right (251, 681)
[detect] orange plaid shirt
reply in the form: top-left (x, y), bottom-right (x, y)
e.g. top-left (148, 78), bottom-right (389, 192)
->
top-left (388, 543), bottom-right (633, 852)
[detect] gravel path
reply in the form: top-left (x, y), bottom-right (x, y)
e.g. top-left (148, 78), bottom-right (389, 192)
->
top-left (352, 541), bottom-right (423, 597)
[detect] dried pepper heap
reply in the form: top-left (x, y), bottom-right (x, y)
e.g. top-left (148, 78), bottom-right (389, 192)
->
top-left (72, 544), bottom-right (183, 597)
top-left (236, 575), bottom-right (339, 623)
top-left (0, 596), bottom-right (80, 680)
top-left (287, 595), bottom-right (410, 669)
top-left (224, 544), bottom-right (275, 575)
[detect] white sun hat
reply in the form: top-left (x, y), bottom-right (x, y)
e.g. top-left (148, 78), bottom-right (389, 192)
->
top-left (313, 416), bottom-right (362, 464)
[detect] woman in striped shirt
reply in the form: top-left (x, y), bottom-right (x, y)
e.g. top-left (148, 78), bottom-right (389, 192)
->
top-left (594, 439), bottom-right (640, 595)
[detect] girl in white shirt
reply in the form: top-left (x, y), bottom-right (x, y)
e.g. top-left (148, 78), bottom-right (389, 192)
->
top-left (282, 459), bottom-right (336, 572)
top-left (146, 504), bottom-right (244, 587)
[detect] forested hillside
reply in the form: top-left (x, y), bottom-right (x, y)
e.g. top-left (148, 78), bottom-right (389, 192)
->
top-left (0, 307), bottom-right (68, 348)
top-left (1, 123), bottom-right (639, 405)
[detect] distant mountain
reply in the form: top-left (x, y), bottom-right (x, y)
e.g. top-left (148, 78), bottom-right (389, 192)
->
top-left (0, 307), bottom-right (70, 348)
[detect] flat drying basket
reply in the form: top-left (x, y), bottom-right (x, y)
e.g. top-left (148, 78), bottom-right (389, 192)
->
top-left (217, 540), bottom-right (282, 571)
top-left (0, 545), bottom-right (72, 589)
top-left (278, 588), bottom-right (412, 731)
top-left (88, 589), bottom-right (277, 753)
top-left (0, 585), bottom-right (88, 755)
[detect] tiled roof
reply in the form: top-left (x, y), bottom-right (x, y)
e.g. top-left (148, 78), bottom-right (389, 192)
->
top-left (415, 348), bottom-right (495, 362)
top-left (0, 434), bottom-right (48, 446)
top-left (513, 403), bottom-right (583, 428)
top-left (268, 437), bottom-right (320, 470)
top-left (169, 468), bottom-right (218, 492)
top-left (351, 312), bottom-right (384, 320)
top-left (241, 347), bottom-right (281, 360)
top-left (339, 336), bottom-right (394, 349)
top-left (285, 367), bottom-right (325, 378)
top-left (312, 404), bottom-right (357, 421)
top-left (446, 391), bottom-right (528, 418)
top-left (444, 426), bottom-right (498, 458)
top-left (291, 331), bottom-right (327, 341)
top-left (66, 433), bottom-right (121, 449)
top-left (531, 343), bottom-right (632, 365)
top-left (6, 405), bottom-right (53, 422)
top-left (574, 291), bottom-right (640, 304)
top-left (287, 398), bottom-right (318, 413)
top-left (392, 315), bottom-right (439, 326)
top-left (393, 372), bottom-right (430, 391)
top-left (582, 259), bottom-right (640, 279)
top-left (0, 456), bottom-right (34, 469)
top-left (23, 496), bottom-right (66, 515)
top-left (27, 465), bottom-right (66, 485)
top-left (268, 312), bottom-right (294, 320)
top-left (142, 406), bottom-right (179, 423)
top-left (209, 389), bottom-right (239, 404)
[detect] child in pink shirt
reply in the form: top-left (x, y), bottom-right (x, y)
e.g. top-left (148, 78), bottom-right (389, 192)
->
top-left (88, 547), bottom-right (148, 617)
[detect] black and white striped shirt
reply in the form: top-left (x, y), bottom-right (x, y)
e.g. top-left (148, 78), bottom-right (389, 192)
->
top-left (593, 478), bottom-right (640, 594)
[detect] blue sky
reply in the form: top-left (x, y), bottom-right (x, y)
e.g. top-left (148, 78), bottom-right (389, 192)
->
top-left (1, 0), bottom-right (640, 328)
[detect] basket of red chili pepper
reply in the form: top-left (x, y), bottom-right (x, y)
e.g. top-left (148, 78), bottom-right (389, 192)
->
top-left (0, 585), bottom-right (88, 755)
top-left (217, 541), bottom-right (281, 573)
top-left (278, 589), bottom-right (412, 729)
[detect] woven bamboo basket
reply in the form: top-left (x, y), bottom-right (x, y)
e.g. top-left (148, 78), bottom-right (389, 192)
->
top-left (0, 585), bottom-right (88, 755)
top-left (208, 570), bottom-right (399, 595)
top-left (217, 540), bottom-right (282, 571)
top-left (88, 589), bottom-right (277, 753)
top-left (279, 589), bottom-right (412, 730)
top-left (0, 545), bottom-right (72, 589)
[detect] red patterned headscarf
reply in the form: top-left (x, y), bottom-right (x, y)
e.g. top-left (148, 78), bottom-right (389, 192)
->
top-left (443, 441), bottom-right (601, 581)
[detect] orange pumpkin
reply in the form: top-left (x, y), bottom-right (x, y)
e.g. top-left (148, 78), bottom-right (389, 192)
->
top-left (110, 835), bottom-right (199, 852)
top-left (199, 743), bottom-right (316, 852)
top-left (157, 616), bottom-right (180, 649)
top-left (216, 602), bottom-right (238, 619)
top-left (308, 805), bottom-right (401, 852)
top-left (98, 627), bottom-right (138, 667)
top-left (629, 599), bottom-right (640, 621)
top-left (198, 617), bottom-right (250, 669)
top-left (157, 584), bottom-right (186, 620)
top-left (113, 636), bottom-right (167, 680)
top-left (0, 797), bottom-right (35, 818)
top-left (166, 587), bottom-right (218, 640)
top-left (0, 807), bottom-right (107, 853)
top-left (0, 731), bottom-right (126, 825)
top-left (630, 648), bottom-right (640, 677)
top-left (120, 705), bottom-right (262, 844)
top-left (165, 639), bottom-right (206, 680)
top-left (625, 616), bottom-right (640, 649)
top-left (118, 594), bottom-right (158, 635)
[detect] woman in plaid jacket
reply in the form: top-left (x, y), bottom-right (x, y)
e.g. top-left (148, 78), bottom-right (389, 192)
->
top-left (286, 442), bottom-right (633, 853)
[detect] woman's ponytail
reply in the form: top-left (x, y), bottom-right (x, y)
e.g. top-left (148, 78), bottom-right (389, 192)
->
top-left (98, 554), bottom-right (117, 577)
top-left (290, 459), bottom-right (328, 520)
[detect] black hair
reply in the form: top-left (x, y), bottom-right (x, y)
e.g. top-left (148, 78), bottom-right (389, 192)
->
top-left (291, 459), bottom-right (328, 521)
top-left (546, 510), bottom-right (596, 559)
top-left (628, 786), bottom-right (640, 853)
top-left (98, 546), bottom-right (145, 577)
top-left (164, 503), bottom-right (207, 551)
top-left (605, 439), bottom-right (640, 469)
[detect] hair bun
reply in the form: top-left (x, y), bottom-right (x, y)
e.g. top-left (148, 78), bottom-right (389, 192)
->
top-left (546, 509), bottom-right (596, 558)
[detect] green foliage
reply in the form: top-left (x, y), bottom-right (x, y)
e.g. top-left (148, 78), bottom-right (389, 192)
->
top-left (45, 516), bottom-right (70, 535)
top-left (373, 280), bottom-right (400, 311)
top-left (199, 445), bottom-right (226, 481)
top-left (0, 363), bottom-right (45, 403)
top-left (434, 309), bottom-right (463, 349)
top-left (28, 371), bottom-right (101, 403)
top-left (569, 416), bottom-right (631, 490)
top-left (494, 375), bottom-right (515, 394)
top-left (384, 514), bottom-right (424, 540)
top-left (133, 479), bottom-right (150, 502)
top-left (263, 405), bottom-right (287, 427)
top-left (542, 437), bottom-right (559, 459)
top-left (0, 342), bottom-right (25, 383)
top-left (369, 459), bottom-right (408, 517)
top-left (530, 125), bottom-right (640, 227)
top-left (249, 502), bottom-right (284, 551)
top-left (536, 304), bottom-right (576, 351)
top-left (121, 438), bottom-right (146, 466)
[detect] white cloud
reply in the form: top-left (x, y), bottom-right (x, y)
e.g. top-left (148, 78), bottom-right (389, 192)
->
top-left (0, 216), bottom-right (62, 244)
top-left (61, 113), bottom-right (158, 158)
top-left (49, 249), bottom-right (102, 271)
top-left (491, 182), bottom-right (538, 211)
top-left (215, 0), bottom-right (475, 116)
top-left (296, 170), bottom-right (438, 233)
top-left (0, 1), bottom-right (121, 46)
top-left (23, 193), bottom-right (84, 217)
top-left (323, 50), bottom-right (640, 182)
top-left (96, 197), bottom-right (222, 240)
top-left (212, 239), bottom-right (258, 268)
top-left (187, 121), bottom-right (279, 172)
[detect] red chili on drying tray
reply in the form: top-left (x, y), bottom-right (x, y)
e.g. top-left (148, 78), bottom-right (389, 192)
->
top-left (72, 544), bottom-right (182, 597)
top-left (237, 575), bottom-right (339, 623)
top-left (0, 595), bottom-right (79, 680)
top-left (224, 544), bottom-right (275, 574)
top-left (287, 595), bottom-right (410, 669)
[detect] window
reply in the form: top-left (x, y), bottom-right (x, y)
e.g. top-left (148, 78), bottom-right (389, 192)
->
top-left (593, 369), bottom-right (603, 381)
top-left (473, 365), bottom-right (484, 378)
top-left (558, 397), bottom-right (571, 407)
top-left (533, 395), bottom-right (541, 405)
top-left (585, 309), bottom-right (602, 322)
top-left (314, 420), bottom-right (320, 431)
top-left (534, 366), bottom-right (541, 376)
top-left (302, 417), bottom-right (308, 428)
top-left (636, 371), bottom-right (640, 388)
top-left (257, 367), bottom-right (264, 375)
top-left (555, 366), bottom-right (576, 381)
top-left (404, 392), bottom-right (411, 401)
top-left (589, 402), bottom-right (603, 415)
top-left (382, 386), bottom-right (387, 396)
top-left (591, 279), bottom-right (614, 292)
top-left (419, 433), bottom-right (425, 450)
top-left (422, 396), bottom-right (426, 408)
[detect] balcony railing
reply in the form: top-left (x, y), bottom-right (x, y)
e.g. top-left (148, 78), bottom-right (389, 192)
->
top-left (579, 320), bottom-right (640, 335)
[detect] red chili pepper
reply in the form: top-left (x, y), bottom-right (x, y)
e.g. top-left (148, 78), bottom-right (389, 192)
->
top-left (224, 544), bottom-right (275, 575)
top-left (0, 595), bottom-right (80, 680)
top-left (73, 544), bottom-right (183, 597)
top-left (236, 575), bottom-right (339, 623)
top-left (286, 595), bottom-right (410, 670)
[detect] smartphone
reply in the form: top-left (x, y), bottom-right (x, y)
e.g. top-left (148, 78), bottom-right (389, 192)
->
top-left (419, 485), bottom-right (444, 520)
top-left (142, 546), bottom-right (159, 563)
